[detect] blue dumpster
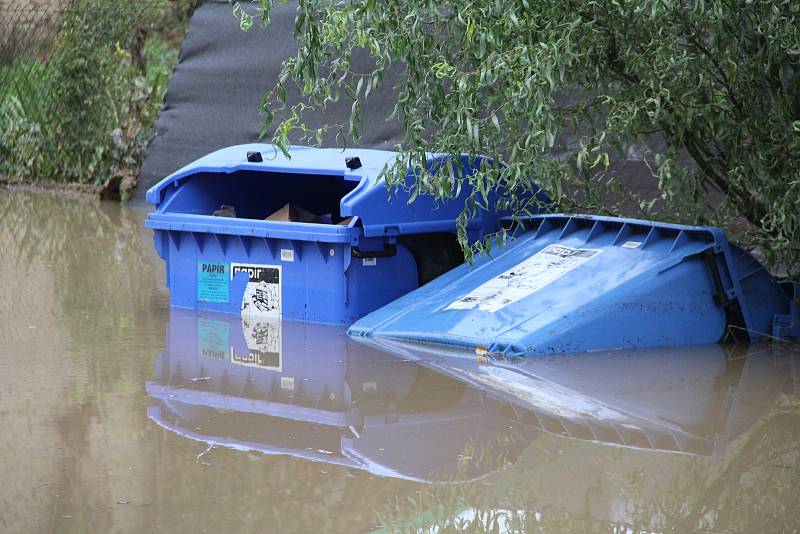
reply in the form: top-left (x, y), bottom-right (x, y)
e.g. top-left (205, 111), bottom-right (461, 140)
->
top-left (145, 144), bottom-right (546, 324)
top-left (349, 214), bottom-right (800, 355)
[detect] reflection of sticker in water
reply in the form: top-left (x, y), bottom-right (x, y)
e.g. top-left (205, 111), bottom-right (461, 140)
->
top-left (196, 316), bottom-right (229, 360)
top-left (197, 261), bottom-right (229, 303)
top-left (231, 263), bottom-right (281, 318)
top-left (446, 244), bottom-right (602, 313)
top-left (231, 317), bottom-right (281, 370)
top-left (621, 241), bottom-right (642, 249)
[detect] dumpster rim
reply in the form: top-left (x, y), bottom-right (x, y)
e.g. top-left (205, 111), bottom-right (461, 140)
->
top-left (144, 212), bottom-right (361, 244)
top-left (502, 213), bottom-right (727, 236)
top-left (145, 143), bottom-right (395, 205)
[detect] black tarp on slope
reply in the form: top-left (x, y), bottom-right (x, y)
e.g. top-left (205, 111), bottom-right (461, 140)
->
top-left (137, 0), bottom-right (664, 207)
top-left (136, 0), bottom-right (404, 201)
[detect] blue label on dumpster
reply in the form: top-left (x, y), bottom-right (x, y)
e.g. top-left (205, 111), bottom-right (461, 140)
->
top-left (197, 262), bottom-right (229, 303)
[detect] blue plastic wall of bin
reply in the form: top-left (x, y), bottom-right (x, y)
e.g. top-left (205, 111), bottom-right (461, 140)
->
top-left (144, 144), bottom-right (547, 324)
top-left (349, 214), bottom-right (800, 355)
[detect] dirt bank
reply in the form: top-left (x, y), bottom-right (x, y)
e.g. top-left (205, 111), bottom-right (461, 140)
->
top-left (0, 177), bottom-right (101, 199)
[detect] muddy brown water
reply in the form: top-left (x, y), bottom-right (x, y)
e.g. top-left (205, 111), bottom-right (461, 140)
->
top-left (0, 188), bottom-right (798, 533)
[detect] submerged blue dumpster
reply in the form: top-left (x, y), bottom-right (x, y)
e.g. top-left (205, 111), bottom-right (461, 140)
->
top-left (145, 144), bottom-right (544, 324)
top-left (349, 214), bottom-right (800, 355)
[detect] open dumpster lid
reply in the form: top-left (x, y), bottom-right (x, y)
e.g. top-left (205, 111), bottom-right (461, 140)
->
top-left (145, 143), bottom-right (548, 238)
top-left (349, 214), bottom-right (798, 355)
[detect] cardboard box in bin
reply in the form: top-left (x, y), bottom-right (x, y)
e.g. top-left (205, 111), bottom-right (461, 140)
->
top-left (266, 203), bottom-right (318, 223)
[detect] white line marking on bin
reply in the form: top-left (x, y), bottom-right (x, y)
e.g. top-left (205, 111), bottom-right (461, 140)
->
top-left (446, 244), bottom-right (602, 312)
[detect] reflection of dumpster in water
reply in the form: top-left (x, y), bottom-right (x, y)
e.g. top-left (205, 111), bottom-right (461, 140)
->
top-left (356, 336), bottom-right (799, 457)
top-left (147, 309), bottom-right (536, 483)
top-left (233, 316), bottom-right (281, 368)
top-left (148, 310), bottom-right (797, 482)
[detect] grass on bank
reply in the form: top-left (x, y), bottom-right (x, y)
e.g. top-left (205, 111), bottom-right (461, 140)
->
top-left (0, 1), bottom-right (191, 199)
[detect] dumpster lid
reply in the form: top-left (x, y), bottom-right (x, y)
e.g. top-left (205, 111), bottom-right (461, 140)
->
top-left (349, 214), bottom-right (795, 354)
top-left (145, 144), bottom-right (549, 238)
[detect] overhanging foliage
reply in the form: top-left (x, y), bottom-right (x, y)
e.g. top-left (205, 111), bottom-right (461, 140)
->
top-left (238, 0), bottom-right (800, 271)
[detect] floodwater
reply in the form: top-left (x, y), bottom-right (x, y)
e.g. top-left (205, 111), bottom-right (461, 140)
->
top-left (0, 188), bottom-right (798, 534)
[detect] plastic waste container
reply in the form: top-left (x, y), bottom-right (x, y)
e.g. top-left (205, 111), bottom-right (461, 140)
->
top-left (145, 144), bottom-right (546, 324)
top-left (349, 214), bottom-right (800, 354)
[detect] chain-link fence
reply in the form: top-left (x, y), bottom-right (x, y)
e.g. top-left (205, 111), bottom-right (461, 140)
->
top-left (0, 4), bottom-right (63, 101)
top-left (0, 1), bottom-right (184, 195)
top-left (0, 0), bottom-right (186, 196)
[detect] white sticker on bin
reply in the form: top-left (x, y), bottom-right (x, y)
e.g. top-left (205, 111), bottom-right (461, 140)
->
top-left (231, 262), bottom-right (281, 319)
top-left (362, 257), bottom-right (377, 267)
top-left (446, 244), bottom-right (602, 313)
top-left (621, 241), bottom-right (642, 249)
top-left (280, 249), bottom-right (295, 262)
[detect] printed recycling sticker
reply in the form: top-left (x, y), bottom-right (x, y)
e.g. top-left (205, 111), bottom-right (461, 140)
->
top-left (446, 244), bottom-right (602, 313)
top-left (231, 262), bottom-right (281, 318)
top-left (197, 261), bottom-right (230, 303)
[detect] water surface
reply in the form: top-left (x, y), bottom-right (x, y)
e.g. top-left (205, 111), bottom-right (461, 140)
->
top-left (1, 189), bottom-right (798, 533)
